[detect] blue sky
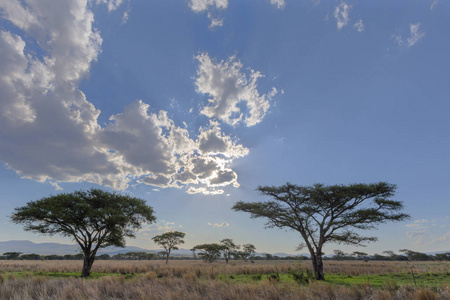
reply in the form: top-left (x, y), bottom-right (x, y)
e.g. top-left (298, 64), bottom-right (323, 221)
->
top-left (0, 0), bottom-right (449, 255)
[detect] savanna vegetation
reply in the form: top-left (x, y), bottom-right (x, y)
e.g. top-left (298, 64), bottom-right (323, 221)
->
top-left (0, 260), bottom-right (448, 299)
top-left (4, 184), bottom-right (447, 299)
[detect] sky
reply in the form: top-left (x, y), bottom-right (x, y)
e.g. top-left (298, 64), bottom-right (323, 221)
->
top-left (0, 0), bottom-right (449, 256)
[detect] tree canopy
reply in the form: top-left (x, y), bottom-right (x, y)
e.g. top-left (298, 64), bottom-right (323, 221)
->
top-left (220, 238), bottom-right (240, 264)
top-left (192, 243), bottom-right (225, 263)
top-left (152, 231), bottom-right (185, 264)
top-left (232, 182), bottom-right (409, 280)
top-left (11, 188), bottom-right (156, 277)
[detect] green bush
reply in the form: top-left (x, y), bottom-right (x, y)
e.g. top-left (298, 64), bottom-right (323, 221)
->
top-left (289, 265), bottom-right (314, 285)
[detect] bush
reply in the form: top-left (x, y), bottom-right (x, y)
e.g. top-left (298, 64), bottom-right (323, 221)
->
top-left (289, 265), bottom-right (314, 284)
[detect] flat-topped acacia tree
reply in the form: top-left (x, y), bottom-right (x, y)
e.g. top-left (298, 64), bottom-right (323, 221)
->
top-left (11, 188), bottom-right (156, 277)
top-left (152, 231), bottom-right (186, 264)
top-left (232, 182), bottom-right (409, 280)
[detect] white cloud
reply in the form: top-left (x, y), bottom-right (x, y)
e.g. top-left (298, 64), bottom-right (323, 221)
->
top-left (354, 19), bottom-right (364, 33)
top-left (392, 23), bottom-right (425, 48)
top-left (407, 23), bottom-right (425, 47)
top-left (207, 222), bottom-right (230, 227)
top-left (207, 13), bottom-right (224, 28)
top-left (0, 0), bottom-right (248, 194)
top-left (198, 121), bottom-right (249, 157)
top-left (189, 0), bottom-right (228, 28)
top-left (334, 2), bottom-right (351, 31)
top-left (195, 53), bottom-right (276, 127)
top-left (430, 0), bottom-right (439, 10)
top-left (405, 219), bottom-right (449, 246)
top-left (96, 0), bottom-right (124, 12)
top-left (122, 7), bottom-right (130, 24)
top-left (270, 0), bottom-right (285, 9)
top-left (138, 221), bottom-right (182, 238)
top-left (406, 230), bottom-right (427, 238)
top-left (49, 181), bottom-right (63, 191)
top-left (187, 187), bottom-right (224, 195)
top-left (189, 0), bottom-right (228, 12)
top-left (0, 0), bottom-right (116, 187)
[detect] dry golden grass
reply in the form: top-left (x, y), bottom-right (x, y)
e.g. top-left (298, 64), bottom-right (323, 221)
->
top-left (1, 259), bottom-right (448, 276)
top-left (0, 260), bottom-right (449, 299)
top-left (0, 275), bottom-right (448, 300)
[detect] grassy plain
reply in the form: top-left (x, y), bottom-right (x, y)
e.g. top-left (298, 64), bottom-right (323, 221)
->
top-left (0, 260), bottom-right (448, 299)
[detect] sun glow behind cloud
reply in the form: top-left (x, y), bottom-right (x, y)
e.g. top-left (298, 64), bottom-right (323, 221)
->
top-left (0, 0), bottom-right (273, 195)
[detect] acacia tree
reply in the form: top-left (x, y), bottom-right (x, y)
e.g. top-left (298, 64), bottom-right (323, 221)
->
top-left (11, 189), bottom-right (156, 277)
top-left (241, 244), bottom-right (256, 263)
top-left (152, 231), bottom-right (185, 264)
top-left (191, 243), bottom-right (225, 263)
top-left (232, 182), bottom-right (409, 280)
top-left (220, 238), bottom-right (240, 264)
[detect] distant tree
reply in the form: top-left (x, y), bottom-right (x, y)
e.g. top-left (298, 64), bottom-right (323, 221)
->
top-left (241, 244), bottom-right (256, 263)
top-left (382, 250), bottom-right (406, 261)
top-left (333, 250), bottom-right (347, 260)
top-left (220, 238), bottom-right (240, 264)
top-left (45, 255), bottom-right (64, 260)
top-left (96, 254), bottom-right (111, 260)
top-left (121, 251), bottom-right (154, 260)
top-left (265, 253), bottom-right (273, 260)
top-left (20, 253), bottom-right (41, 260)
top-left (192, 243), bottom-right (225, 263)
top-left (352, 251), bottom-right (368, 261)
top-left (11, 188), bottom-right (156, 277)
top-left (434, 253), bottom-right (450, 261)
top-left (399, 249), bottom-right (432, 261)
top-left (152, 231), bottom-right (185, 264)
top-left (232, 251), bottom-right (243, 260)
top-left (233, 182), bottom-right (409, 280)
top-left (3, 252), bottom-right (22, 260)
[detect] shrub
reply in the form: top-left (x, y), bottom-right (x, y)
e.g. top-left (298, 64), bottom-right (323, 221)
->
top-left (290, 265), bottom-right (314, 285)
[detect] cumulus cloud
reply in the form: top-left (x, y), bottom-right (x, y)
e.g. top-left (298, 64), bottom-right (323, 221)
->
top-left (189, 0), bottom-right (228, 28)
top-left (407, 23), bottom-right (425, 47)
top-left (0, 0), bottom-right (248, 195)
top-left (392, 23), bottom-right (425, 48)
top-left (195, 53), bottom-right (276, 127)
top-left (354, 19), bottom-right (364, 32)
top-left (0, 0), bottom-right (119, 186)
top-left (270, 0), bottom-right (286, 9)
top-left (138, 221), bottom-right (182, 238)
top-left (405, 219), bottom-right (449, 246)
top-left (334, 2), bottom-right (351, 31)
top-left (406, 230), bottom-right (427, 238)
top-left (96, 0), bottom-right (124, 12)
top-left (207, 222), bottom-right (230, 227)
top-left (187, 187), bottom-right (224, 195)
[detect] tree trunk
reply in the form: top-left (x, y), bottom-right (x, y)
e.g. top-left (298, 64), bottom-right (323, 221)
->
top-left (316, 254), bottom-right (325, 280)
top-left (81, 254), bottom-right (95, 277)
top-left (310, 251), bottom-right (325, 280)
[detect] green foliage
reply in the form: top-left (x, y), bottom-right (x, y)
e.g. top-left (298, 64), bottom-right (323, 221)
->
top-left (3, 252), bottom-right (22, 259)
top-left (152, 231), bottom-right (185, 264)
top-left (19, 253), bottom-right (41, 260)
top-left (289, 265), bottom-right (315, 285)
top-left (11, 188), bottom-right (156, 277)
top-left (241, 244), bottom-right (256, 263)
top-left (232, 182), bottom-right (410, 280)
top-left (192, 243), bottom-right (225, 263)
top-left (399, 249), bottom-right (433, 261)
top-left (220, 238), bottom-right (240, 263)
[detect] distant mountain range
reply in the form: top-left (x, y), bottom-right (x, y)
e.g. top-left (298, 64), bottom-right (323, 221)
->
top-left (5, 240), bottom-right (444, 257)
top-left (0, 240), bottom-right (299, 257)
top-left (0, 240), bottom-right (152, 255)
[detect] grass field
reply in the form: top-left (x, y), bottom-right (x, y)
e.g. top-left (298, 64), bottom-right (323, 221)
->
top-left (0, 260), bottom-right (448, 299)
